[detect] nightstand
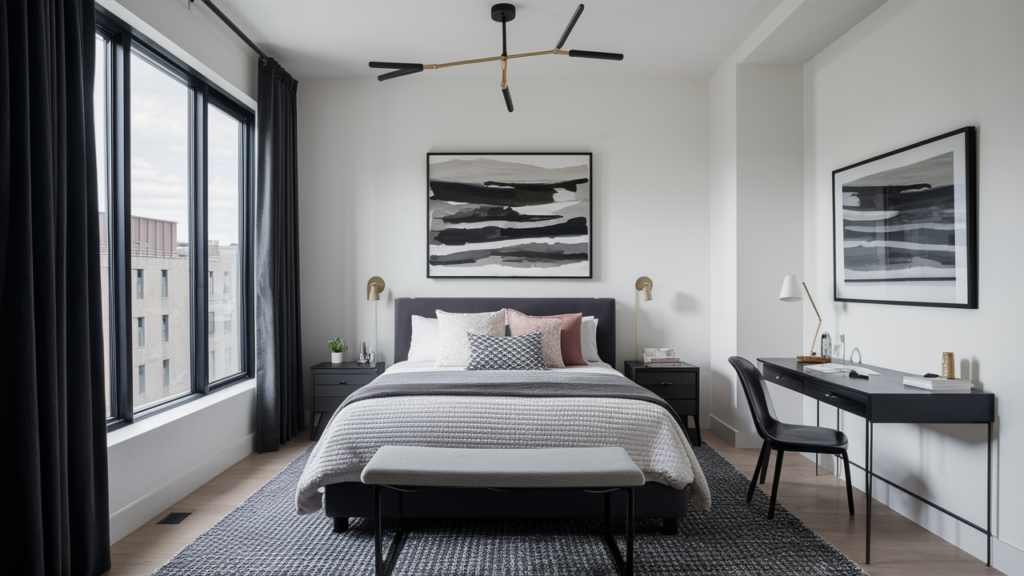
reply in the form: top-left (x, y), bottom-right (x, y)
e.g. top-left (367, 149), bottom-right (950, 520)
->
top-left (310, 361), bottom-right (385, 441)
top-left (624, 360), bottom-right (701, 446)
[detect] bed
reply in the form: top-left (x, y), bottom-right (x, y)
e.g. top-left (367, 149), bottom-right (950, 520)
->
top-left (295, 297), bottom-right (710, 534)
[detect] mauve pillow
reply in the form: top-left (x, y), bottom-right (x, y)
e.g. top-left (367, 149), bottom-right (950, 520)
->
top-left (506, 309), bottom-right (587, 367)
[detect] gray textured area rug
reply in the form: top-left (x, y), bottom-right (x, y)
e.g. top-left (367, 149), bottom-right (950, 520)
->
top-left (154, 443), bottom-right (865, 575)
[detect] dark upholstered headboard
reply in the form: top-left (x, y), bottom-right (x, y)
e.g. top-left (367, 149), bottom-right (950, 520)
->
top-left (394, 298), bottom-right (616, 366)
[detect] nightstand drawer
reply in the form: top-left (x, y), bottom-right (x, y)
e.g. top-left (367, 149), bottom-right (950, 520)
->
top-left (803, 379), bottom-right (867, 418)
top-left (640, 383), bottom-right (696, 400)
top-left (666, 399), bottom-right (697, 416)
top-left (314, 384), bottom-right (364, 399)
top-left (312, 372), bottom-right (379, 386)
top-left (634, 371), bottom-right (696, 388)
top-left (762, 365), bottom-right (802, 392)
top-left (314, 397), bottom-right (345, 413)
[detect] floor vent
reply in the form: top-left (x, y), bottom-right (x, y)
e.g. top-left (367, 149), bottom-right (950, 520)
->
top-left (157, 512), bottom-right (192, 525)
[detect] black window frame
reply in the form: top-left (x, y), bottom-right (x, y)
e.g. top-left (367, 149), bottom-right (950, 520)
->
top-left (98, 7), bottom-right (256, 431)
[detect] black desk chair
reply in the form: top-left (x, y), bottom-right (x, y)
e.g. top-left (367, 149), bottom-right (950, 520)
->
top-left (729, 356), bottom-right (855, 519)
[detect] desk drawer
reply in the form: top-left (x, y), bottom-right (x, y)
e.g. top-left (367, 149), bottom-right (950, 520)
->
top-left (762, 365), bottom-right (803, 392)
top-left (312, 372), bottom-right (378, 386)
top-left (803, 379), bottom-right (867, 418)
top-left (666, 399), bottom-right (697, 417)
top-left (640, 383), bottom-right (696, 400)
top-left (634, 371), bottom-right (696, 388)
top-left (314, 384), bottom-right (364, 399)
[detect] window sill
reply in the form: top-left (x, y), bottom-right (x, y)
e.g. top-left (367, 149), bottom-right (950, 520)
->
top-left (107, 377), bottom-right (256, 448)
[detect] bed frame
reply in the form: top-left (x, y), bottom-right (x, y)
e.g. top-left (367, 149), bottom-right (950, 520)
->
top-left (323, 297), bottom-right (688, 534)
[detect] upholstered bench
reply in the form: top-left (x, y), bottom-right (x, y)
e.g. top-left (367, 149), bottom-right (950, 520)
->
top-left (361, 445), bottom-right (645, 576)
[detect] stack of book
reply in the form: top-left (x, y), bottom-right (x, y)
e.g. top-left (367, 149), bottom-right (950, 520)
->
top-left (902, 375), bottom-right (974, 393)
top-left (643, 349), bottom-right (682, 368)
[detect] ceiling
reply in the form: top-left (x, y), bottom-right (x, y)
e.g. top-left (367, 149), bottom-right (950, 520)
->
top-left (216, 0), bottom-right (785, 79)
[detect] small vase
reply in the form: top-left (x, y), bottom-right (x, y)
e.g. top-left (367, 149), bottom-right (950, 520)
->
top-left (331, 352), bottom-right (342, 364)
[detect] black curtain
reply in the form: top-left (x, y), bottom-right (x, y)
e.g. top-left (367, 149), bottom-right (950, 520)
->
top-left (1, 0), bottom-right (111, 575)
top-left (256, 58), bottom-right (304, 453)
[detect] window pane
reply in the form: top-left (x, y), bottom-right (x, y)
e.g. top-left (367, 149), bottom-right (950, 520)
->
top-left (95, 34), bottom-right (113, 418)
top-left (131, 51), bottom-right (191, 409)
top-left (208, 105), bottom-right (242, 381)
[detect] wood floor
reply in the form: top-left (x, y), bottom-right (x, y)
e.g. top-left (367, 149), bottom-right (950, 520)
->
top-left (104, 431), bottom-right (1002, 576)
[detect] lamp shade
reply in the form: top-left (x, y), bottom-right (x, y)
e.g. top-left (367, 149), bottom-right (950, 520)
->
top-left (635, 276), bottom-right (653, 302)
top-left (367, 276), bottom-right (385, 301)
top-left (779, 275), bottom-right (802, 302)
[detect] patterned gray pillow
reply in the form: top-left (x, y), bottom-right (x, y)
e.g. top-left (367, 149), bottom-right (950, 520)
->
top-left (466, 332), bottom-right (547, 371)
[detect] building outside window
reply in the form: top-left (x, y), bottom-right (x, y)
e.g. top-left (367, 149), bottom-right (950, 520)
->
top-left (210, 351), bottom-right (216, 380)
top-left (161, 269), bottom-right (168, 298)
top-left (138, 365), bottom-right (146, 394)
top-left (163, 359), bottom-right (170, 388)
top-left (224, 271), bottom-right (230, 293)
top-left (137, 317), bottom-right (145, 346)
top-left (209, 271), bottom-right (214, 294)
top-left (208, 312), bottom-right (215, 335)
top-left (135, 269), bottom-right (143, 299)
top-left (162, 314), bottom-right (169, 343)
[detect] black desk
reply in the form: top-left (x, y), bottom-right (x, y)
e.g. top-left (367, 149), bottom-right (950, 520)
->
top-left (757, 358), bottom-right (995, 566)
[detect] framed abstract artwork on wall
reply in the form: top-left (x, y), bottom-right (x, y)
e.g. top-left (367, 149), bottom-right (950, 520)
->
top-left (427, 153), bottom-right (593, 278)
top-left (832, 127), bottom-right (977, 308)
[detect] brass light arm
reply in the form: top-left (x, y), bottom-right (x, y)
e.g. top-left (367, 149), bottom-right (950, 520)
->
top-left (500, 58), bottom-right (507, 89)
top-left (802, 281), bottom-right (822, 357)
top-left (427, 49), bottom-right (568, 70)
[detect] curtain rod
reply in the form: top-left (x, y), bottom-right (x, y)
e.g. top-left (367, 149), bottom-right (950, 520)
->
top-left (191, 0), bottom-right (269, 63)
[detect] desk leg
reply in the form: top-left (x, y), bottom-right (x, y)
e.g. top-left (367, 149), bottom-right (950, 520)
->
top-left (987, 421), bottom-right (992, 567)
top-left (816, 401), bottom-right (820, 476)
top-left (866, 420), bottom-right (873, 565)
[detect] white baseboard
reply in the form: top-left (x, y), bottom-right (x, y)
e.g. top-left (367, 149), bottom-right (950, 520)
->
top-left (709, 414), bottom-right (761, 448)
top-left (109, 432), bottom-right (256, 543)
top-left (994, 536), bottom-right (1024, 576)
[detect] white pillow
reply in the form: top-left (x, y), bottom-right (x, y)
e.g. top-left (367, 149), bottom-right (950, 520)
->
top-left (581, 316), bottom-right (601, 362)
top-left (434, 309), bottom-right (506, 367)
top-left (407, 315), bottom-right (440, 362)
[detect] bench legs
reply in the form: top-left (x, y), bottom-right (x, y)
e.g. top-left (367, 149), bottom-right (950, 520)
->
top-left (603, 489), bottom-right (635, 576)
top-left (373, 486), bottom-right (407, 576)
top-left (373, 486), bottom-right (635, 576)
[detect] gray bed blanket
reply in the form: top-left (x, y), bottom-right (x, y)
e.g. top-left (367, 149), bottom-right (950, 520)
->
top-left (296, 366), bottom-right (711, 514)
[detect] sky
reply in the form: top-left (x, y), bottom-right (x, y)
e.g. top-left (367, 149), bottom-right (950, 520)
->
top-left (96, 43), bottom-right (241, 247)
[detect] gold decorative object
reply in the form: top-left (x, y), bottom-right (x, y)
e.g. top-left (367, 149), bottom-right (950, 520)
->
top-left (635, 276), bottom-right (653, 362)
top-left (942, 352), bottom-right (955, 379)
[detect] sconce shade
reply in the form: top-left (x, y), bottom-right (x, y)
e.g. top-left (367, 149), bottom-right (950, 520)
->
top-left (367, 276), bottom-right (385, 301)
top-left (779, 275), bottom-right (802, 302)
top-left (635, 276), bottom-right (653, 302)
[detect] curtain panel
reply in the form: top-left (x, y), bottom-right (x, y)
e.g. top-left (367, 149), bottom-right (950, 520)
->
top-left (256, 59), bottom-right (305, 452)
top-left (0, 0), bottom-right (111, 574)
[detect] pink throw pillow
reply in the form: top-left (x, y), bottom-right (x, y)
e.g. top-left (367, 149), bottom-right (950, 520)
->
top-left (506, 309), bottom-right (586, 367)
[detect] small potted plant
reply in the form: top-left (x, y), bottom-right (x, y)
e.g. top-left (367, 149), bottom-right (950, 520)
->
top-left (328, 338), bottom-right (348, 364)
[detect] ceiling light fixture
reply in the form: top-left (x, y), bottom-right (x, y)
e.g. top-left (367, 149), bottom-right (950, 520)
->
top-left (368, 3), bottom-right (623, 113)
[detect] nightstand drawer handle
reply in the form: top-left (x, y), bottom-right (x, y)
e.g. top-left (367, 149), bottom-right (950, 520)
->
top-left (776, 376), bottom-right (781, 380)
top-left (338, 380), bottom-right (347, 386)
top-left (824, 392), bottom-right (833, 398)
top-left (661, 382), bottom-right (673, 386)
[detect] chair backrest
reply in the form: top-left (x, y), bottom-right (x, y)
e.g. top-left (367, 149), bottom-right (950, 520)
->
top-left (728, 356), bottom-right (780, 439)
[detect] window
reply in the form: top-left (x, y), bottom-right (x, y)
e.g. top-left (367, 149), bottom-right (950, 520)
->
top-left (225, 347), bottom-right (232, 369)
top-left (96, 9), bottom-right (254, 428)
top-left (224, 319), bottom-right (232, 334)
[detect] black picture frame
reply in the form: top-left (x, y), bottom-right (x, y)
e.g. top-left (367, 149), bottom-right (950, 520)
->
top-left (832, 127), bottom-right (977, 309)
top-left (426, 153), bottom-right (594, 279)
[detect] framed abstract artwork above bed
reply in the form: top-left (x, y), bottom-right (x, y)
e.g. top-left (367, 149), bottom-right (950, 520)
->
top-left (832, 127), bottom-right (977, 308)
top-left (427, 153), bottom-right (592, 278)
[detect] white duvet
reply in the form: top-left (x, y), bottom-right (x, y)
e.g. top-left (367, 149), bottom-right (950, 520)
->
top-left (295, 361), bottom-right (711, 514)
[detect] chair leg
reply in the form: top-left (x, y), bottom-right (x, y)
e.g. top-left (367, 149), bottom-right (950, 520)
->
top-left (760, 443), bottom-right (771, 484)
top-left (748, 440), bottom-right (767, 504)
top-left (768, 450), bottom-right (785, 519)
top-left (842, 450), bottom-right (855, 516)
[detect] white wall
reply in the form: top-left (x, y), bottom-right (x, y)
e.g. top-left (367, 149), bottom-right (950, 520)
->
top-left (804, 1), bottom-right (1024, 571)
top-left (296, 75), bottom-right (712, 425)
top-left (97, 0), bottom-right (261, 544)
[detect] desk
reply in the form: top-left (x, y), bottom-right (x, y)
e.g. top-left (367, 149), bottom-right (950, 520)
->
top-left (757, 358), bottom-right (995, 566)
